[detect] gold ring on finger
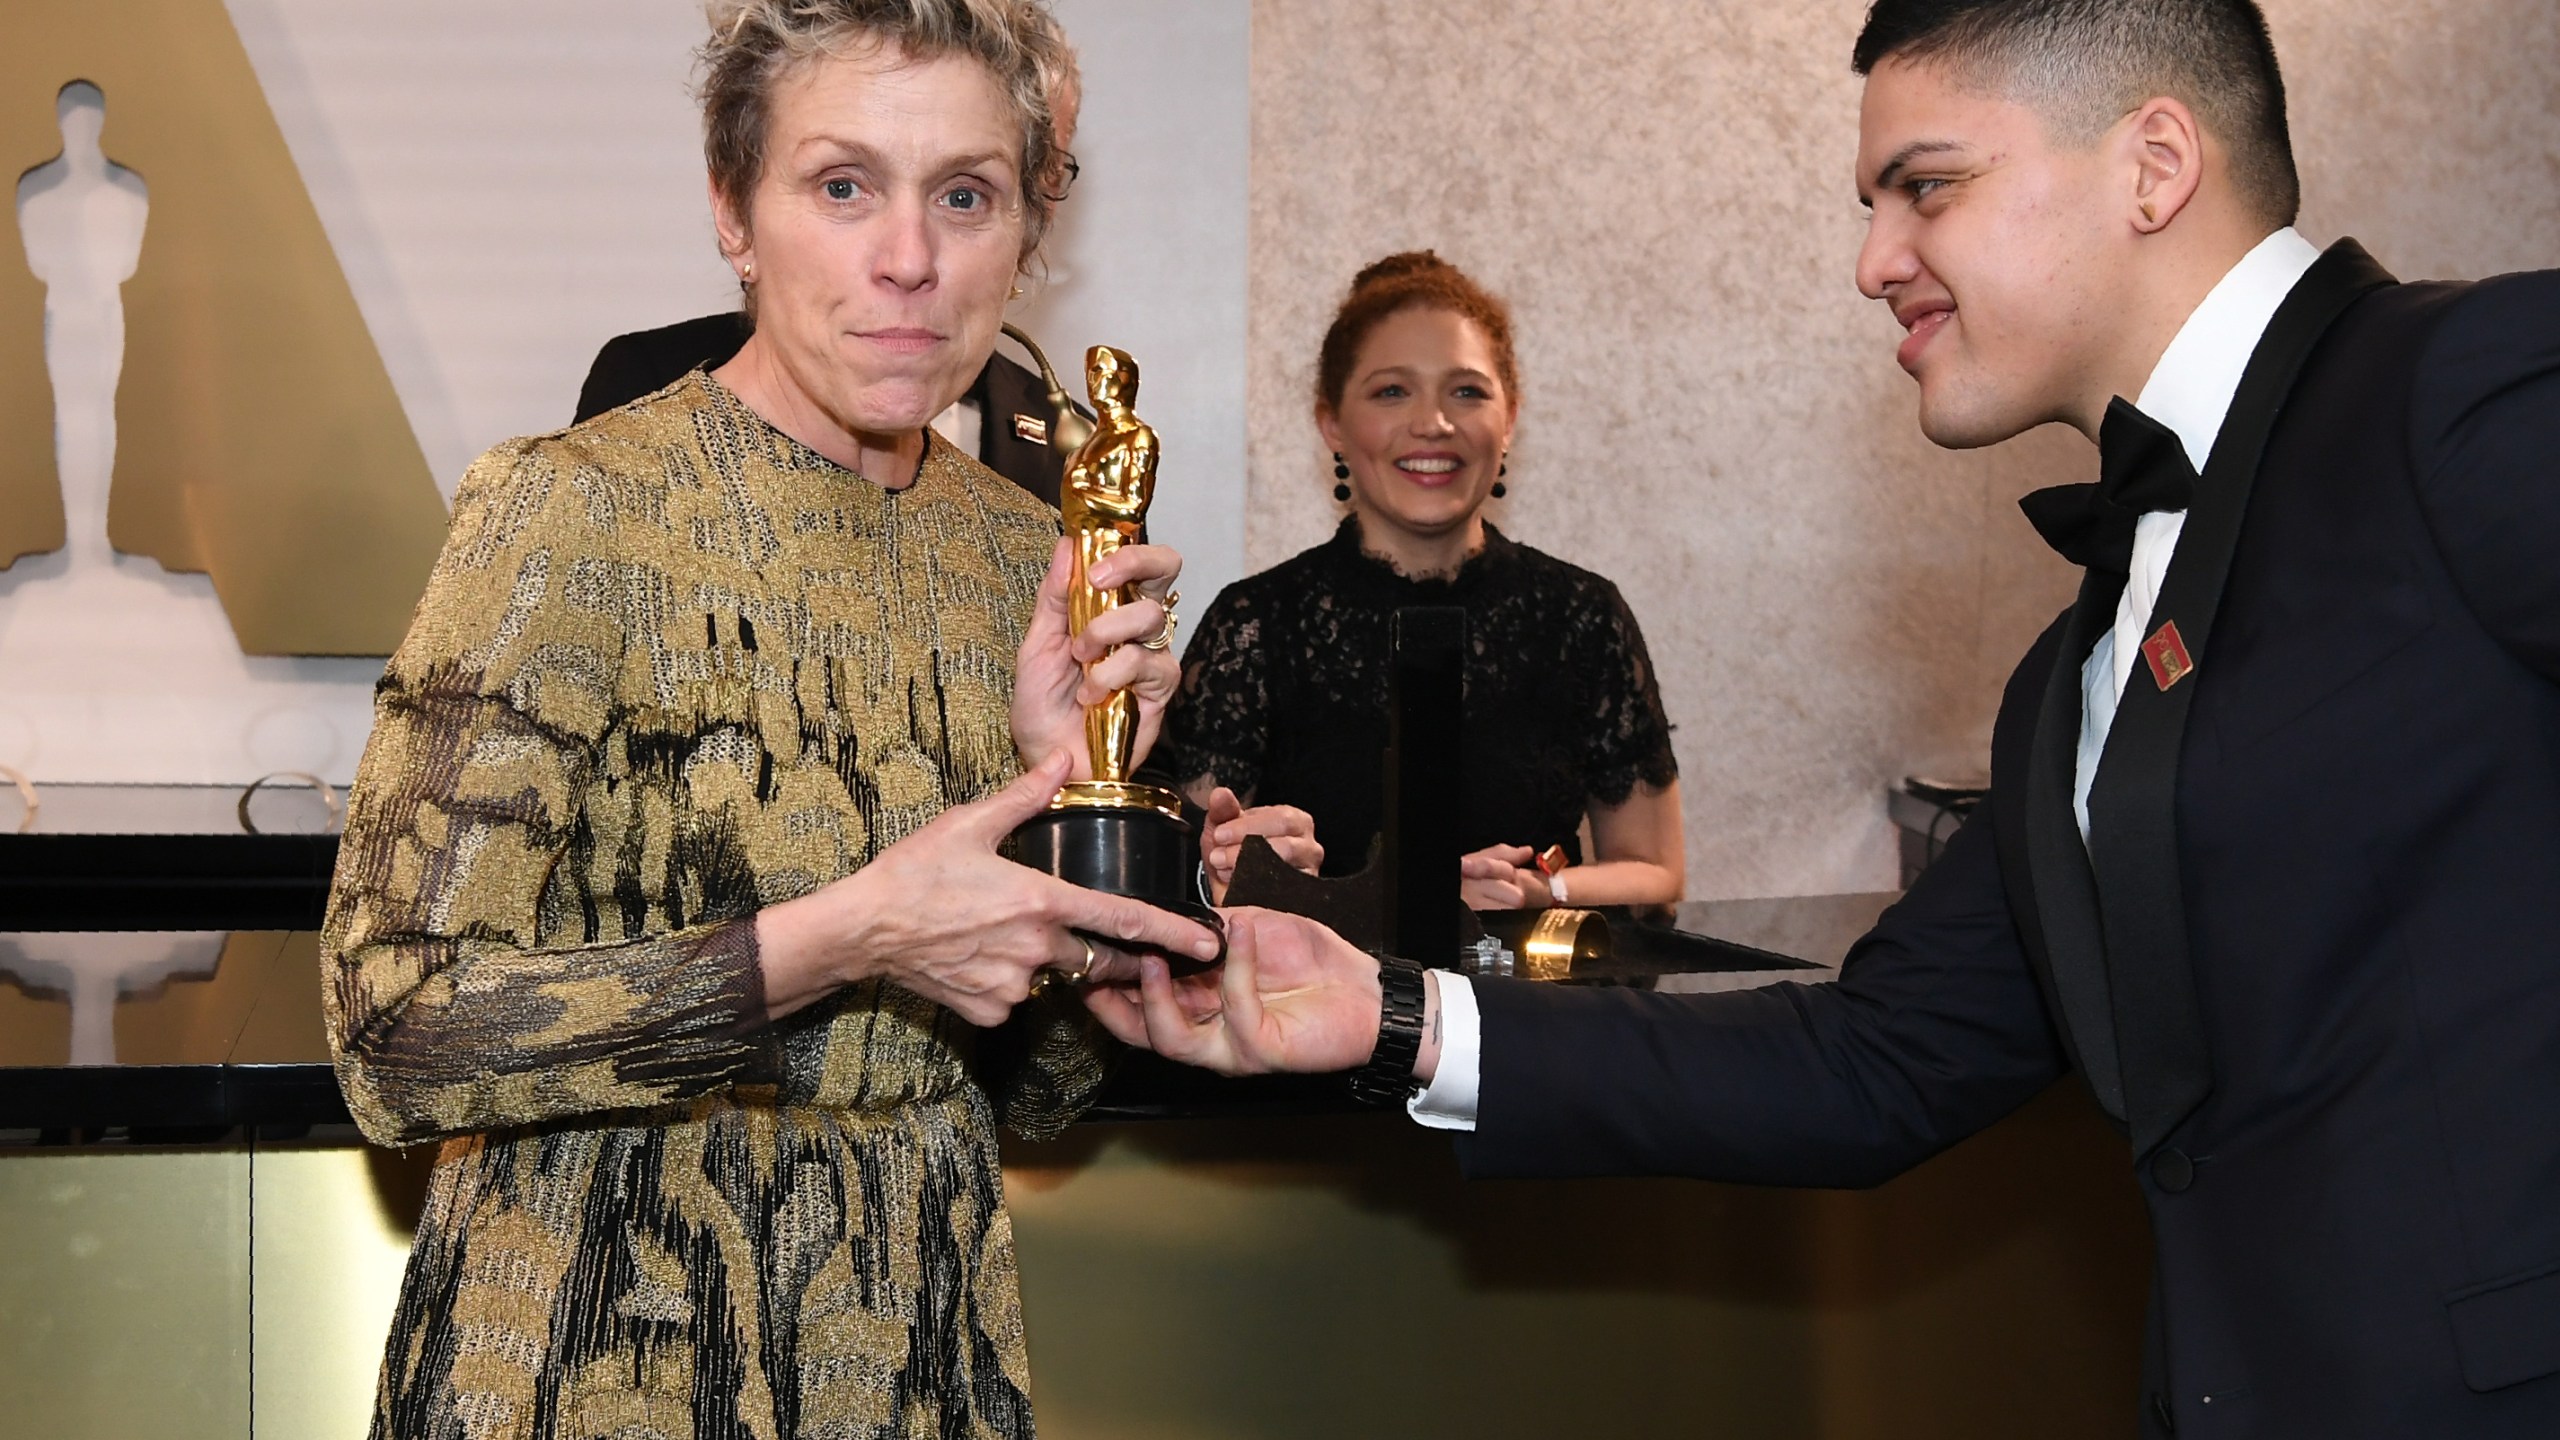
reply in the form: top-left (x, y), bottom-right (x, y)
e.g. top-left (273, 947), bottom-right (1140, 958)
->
top-left (1069, 934), bottom-right (1099, 983)
top-left (1139, 589), bottom-right (1182, 651)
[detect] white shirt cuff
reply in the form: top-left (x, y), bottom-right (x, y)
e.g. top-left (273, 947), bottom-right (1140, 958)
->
top-left (1406, 970), bottom-right (1482, 1132)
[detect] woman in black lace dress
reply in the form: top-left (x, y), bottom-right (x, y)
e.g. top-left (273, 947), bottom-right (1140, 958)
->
top-left (1163, 253), bottom-right (1685, 910)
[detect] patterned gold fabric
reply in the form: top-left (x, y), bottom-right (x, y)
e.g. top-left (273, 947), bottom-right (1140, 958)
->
top-left (322, 372), bottom-right (1104, 1439)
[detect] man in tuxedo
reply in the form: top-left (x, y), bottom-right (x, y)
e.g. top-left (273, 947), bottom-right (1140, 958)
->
top-left (1087, 1), bottom-right (2560, 1434)
top-left (573, 314), bottom-right (1080, 507)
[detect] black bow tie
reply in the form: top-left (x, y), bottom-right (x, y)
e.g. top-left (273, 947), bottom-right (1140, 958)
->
top-left (2019, 398), bottom-right (2200, 574)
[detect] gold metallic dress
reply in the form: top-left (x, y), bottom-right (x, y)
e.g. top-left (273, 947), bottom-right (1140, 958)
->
top-left (321, 372), bottom-right (1102, 1440)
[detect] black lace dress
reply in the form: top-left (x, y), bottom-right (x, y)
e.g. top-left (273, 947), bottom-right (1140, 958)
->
top-left (1160, 518), bottom-right (1678, 875)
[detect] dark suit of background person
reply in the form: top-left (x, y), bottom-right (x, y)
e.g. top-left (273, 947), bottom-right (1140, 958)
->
top-left (574, 310), bottom-right (1077, 506)
top-left (1436, 239), bottom-right (2560, 1435)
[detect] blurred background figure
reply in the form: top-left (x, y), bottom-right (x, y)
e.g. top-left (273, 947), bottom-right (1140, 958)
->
top-left (1161, 251), bottom-right (1685, 911)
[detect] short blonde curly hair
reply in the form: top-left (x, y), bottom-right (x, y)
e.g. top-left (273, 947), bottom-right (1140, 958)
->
top-left (699, 0), bottom-right (1078, 267)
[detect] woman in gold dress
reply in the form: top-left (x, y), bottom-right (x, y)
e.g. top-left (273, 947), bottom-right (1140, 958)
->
top-left (319, 3), bottom-right (1240, 1434)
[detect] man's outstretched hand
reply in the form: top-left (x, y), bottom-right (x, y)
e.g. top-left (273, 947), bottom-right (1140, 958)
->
top-left (1083, 906), bottom-right (1396, 1078)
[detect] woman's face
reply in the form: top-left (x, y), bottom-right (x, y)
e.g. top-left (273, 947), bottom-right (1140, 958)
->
top-left (1319, 307), bottom-right (1518, 541)
top-left (718, 44), bottom-right (1027, 440)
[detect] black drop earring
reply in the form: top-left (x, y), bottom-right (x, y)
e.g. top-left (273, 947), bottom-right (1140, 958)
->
top-left (1491, 460), bottom-right (1508, 500)
top-left (1332, 453), bottom-right (1352, 502)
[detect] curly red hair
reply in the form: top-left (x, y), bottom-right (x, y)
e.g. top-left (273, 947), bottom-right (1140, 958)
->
top-left (1315, 251), bottom-right (1520, 412)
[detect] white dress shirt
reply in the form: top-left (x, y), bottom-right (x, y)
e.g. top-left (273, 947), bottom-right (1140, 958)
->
top-left (2072, 229), bottom-right (2321, 839)
top-left (931, 397), bottom-right (984, 456)
top-left (1410, 228), bottom-right (2326, 1133)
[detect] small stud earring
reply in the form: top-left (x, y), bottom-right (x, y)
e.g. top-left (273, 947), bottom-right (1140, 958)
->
top-left (740, 260), bottom-right (754, 283)
top-left (1009, 284), bottom-right (1024, 301)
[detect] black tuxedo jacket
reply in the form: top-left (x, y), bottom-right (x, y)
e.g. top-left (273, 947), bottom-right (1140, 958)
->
top-left (572, 310), bottom-right (1075, 508)
top-left (1459, 244), bottom-right (2560, 1437)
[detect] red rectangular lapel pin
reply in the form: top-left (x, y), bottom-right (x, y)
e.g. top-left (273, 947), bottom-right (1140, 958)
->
top-left (2141, 620), bottom-right (2196, 691)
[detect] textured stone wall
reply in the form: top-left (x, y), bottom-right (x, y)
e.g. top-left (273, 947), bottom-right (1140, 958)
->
top-left (1247, 0), bottom-right (2560, 899)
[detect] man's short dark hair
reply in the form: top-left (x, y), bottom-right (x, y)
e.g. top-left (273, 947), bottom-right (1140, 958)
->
top-left (1853, 0), bottom-right (2300, 226)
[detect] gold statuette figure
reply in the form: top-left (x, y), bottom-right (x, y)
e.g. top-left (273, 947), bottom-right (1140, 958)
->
top-left (1056, 345), bottom-right (1172, 809)
top-left (1010, 343), bottom-right (1216, 963)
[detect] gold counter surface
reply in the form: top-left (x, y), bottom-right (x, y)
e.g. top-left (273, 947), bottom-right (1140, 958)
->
top-left (0, 893), bottom-right (2150, 1440)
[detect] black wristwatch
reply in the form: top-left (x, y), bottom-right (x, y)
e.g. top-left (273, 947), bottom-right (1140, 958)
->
top-left (1348, 954), bottom-right (1429, 1106)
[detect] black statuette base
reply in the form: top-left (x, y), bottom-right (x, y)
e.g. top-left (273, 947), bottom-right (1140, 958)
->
top-left (1012, 804), bottom-right (1221, 974)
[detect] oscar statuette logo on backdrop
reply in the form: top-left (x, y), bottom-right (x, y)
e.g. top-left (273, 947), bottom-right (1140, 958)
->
top-left (0, 1), bottom-right (449, 788)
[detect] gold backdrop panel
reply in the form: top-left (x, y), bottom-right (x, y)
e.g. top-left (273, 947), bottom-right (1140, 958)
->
top-left (3, 0), bottom-right (449, 656)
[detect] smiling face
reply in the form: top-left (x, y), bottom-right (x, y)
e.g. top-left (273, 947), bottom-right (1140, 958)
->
top-left (715, 43), bottom-right (1027, 444)
top-left (1318, 306), bottom-right (1519, 545)
top-left (1855, 58), bottom-right (2131, 449)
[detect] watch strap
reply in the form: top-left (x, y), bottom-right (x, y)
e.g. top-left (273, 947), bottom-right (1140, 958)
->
top-left (1348, 954), bottom-right (1428, 1105)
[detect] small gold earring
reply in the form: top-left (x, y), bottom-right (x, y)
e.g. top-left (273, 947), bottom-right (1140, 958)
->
top-left (2139, 201), bottom-right (2157, 224)
top-left (1009, 283), bottom-right (1024, 301)
top-left (741, 260), bottom-right (754, 283)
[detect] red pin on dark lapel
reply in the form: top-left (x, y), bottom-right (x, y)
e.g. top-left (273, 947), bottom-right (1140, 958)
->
top-left (2141, 620), bottom-right (2196, 691)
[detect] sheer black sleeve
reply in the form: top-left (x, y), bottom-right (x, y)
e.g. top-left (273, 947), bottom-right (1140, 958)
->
top-left (1570, 580), bottom-right (1680, 807)
top-left (1161, 582), bottom-right (1272, 795)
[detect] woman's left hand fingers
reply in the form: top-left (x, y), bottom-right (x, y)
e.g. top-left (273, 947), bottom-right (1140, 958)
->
top-left (1020, 539), bottom-right (1077, 654)
top-left (1202, 787), bottom-right (1245, 837)
top-left (1069, 597), bottom-right (1166, 664)
top-left (1263, 836), bottom-right (1324, 874)
top-left (1207, 806), bottom-right (1322, 863)
top-left (1210, 835), bottom-right (1322, 879)
top-left (1087, 542), bottom-right (1181, 598)
top-left (1079, 642), bottom-right (1180, 708)
top-left (1211, 804), bottom-right (1314, 846)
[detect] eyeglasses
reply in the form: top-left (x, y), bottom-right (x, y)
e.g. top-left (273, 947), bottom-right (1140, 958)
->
top-left (1045, 152), bottom-right (1080, 203)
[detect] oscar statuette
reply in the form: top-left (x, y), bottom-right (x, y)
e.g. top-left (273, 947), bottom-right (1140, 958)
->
top-left (1010, 345), bottom-right (1221, 970)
